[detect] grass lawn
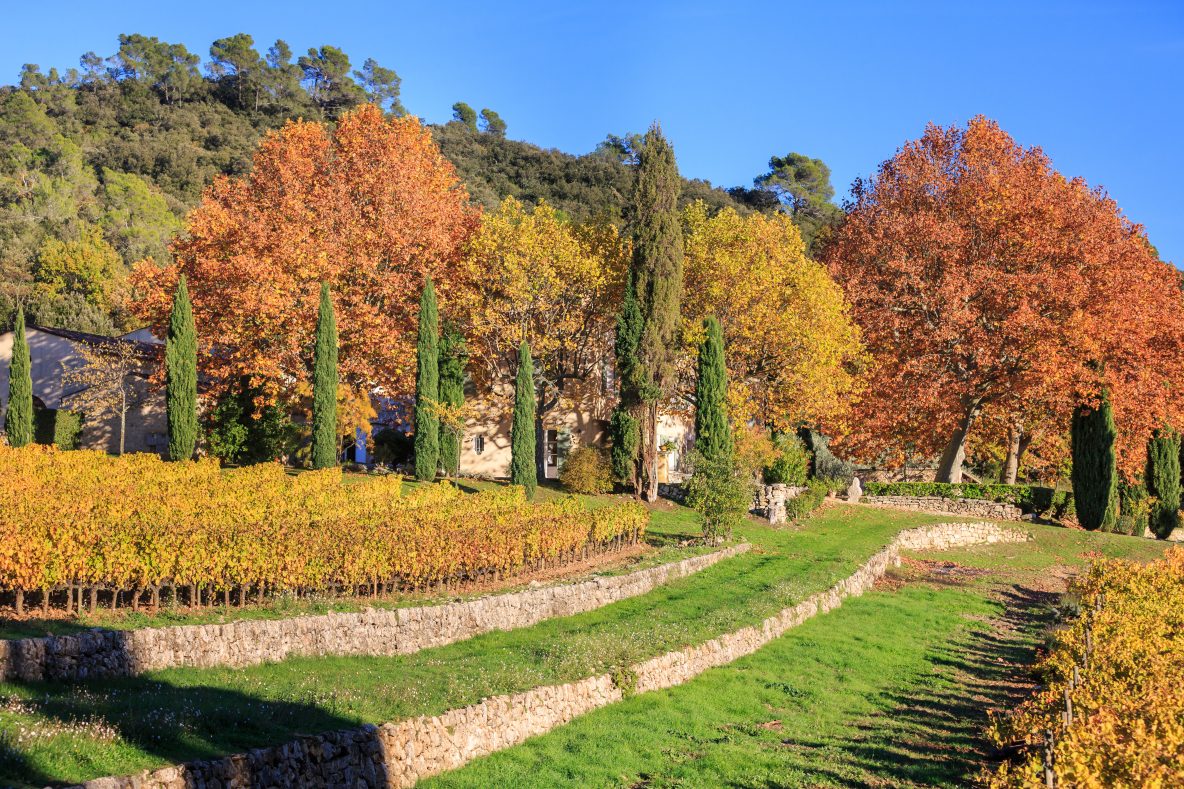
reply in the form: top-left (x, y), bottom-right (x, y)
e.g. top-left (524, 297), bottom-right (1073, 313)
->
top-left (1, 503), bottom-right (969, 786)
top-left (0, 480), bottom-right (707, 641)
top-left (422, 520), bottom-right (1168, 788)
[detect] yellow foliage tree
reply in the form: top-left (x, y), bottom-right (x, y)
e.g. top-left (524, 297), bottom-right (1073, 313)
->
top-left (681, 202), bottom-right (865, 432)
top-left (461, 197), bottom-right (628, 418)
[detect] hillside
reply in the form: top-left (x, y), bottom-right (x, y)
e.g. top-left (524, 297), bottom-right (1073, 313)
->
top-left (0, 34), bottom-right (778, 336)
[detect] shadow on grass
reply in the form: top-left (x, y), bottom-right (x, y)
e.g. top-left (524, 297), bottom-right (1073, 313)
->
top-left (0, 674), bottom-right (365, 787)
top-left (829, 583), bottom-right (1056, 787)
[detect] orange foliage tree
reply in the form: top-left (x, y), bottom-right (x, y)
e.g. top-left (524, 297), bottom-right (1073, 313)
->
top-left (824, 117), bottom-right (1184, 481)
top-left (131, 104), bottom-right (480, 400)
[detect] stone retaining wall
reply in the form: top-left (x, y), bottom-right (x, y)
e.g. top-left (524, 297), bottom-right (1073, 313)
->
top-left (861, 495), bottom-right (1023, 521)
top-left (1, 544), bottom-right (751, 683)
top-left (78, 521), bottom-right (1028, 789)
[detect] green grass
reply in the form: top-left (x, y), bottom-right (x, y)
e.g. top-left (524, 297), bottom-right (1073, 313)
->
top-left (423, 522), bottom-right (1170, 788)
top-left (0, 481), bottom-right (707, 641)
top-left (1, 504), bottom-right (962, 786)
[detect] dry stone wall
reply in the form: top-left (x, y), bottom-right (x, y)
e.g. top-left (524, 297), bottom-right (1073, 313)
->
top-left (861, 495), bottom-right (1023, 521)
top-left (1, 544), bottom-right (750, 683)
top-left (78, 521), bottom-right (1028, 789)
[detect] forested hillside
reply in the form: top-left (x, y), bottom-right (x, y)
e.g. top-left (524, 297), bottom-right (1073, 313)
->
top-left (0, 33), bottom-right (838, 335)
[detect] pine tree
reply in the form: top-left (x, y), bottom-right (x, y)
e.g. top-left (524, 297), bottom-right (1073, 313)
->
top-left (610, 273), bottom-right (643, 484)
top-left (310, 283), bottom-right (339, 469)
top-left (695, 316), bottom-right (731, 463)
top-left (1146, 430), bottom-right (1181, 537)
top-left (4, 307), bottom-right (33, 448)
top-left (510, 340), bottom-right (537, 498)
top-left (166, 275), bottom-right (198, 461)
top-left (413, 277), bottom-right (440, 481)
top-left (1071, 394), bottom-right (1118, 531)
top-left (628, 123), bottom-right (683, 500)
top-left (437, 320), bottom-right (467, 478)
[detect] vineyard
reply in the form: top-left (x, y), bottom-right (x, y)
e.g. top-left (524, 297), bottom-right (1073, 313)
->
top-left (0, 446), bottom-right (648, 616)
top-left (988, 547), bottom-right (1184, 787)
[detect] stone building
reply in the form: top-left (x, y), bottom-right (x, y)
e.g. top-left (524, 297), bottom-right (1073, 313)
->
top-left (0, 324), bottom-right (167, 456)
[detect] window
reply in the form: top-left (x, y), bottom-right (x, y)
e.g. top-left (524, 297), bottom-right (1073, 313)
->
top-left (473, 435), bottom-right (485, 454)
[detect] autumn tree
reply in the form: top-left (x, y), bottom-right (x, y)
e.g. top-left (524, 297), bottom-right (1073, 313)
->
top-left (311, 283), bottom-right (338, 469)
top-left (824, 116), bottom-right (1184, 482)
top-left (627, 124), bottom-right (684, 501)
top-left (681, 202), bottom-right (864, 433)
top-left (131, 104), bottom-right (479, 408)
top-left (166, 275), bottom-right (197, 461)
top-left (4, 308), bottom-right (33, 447)
top-left (460, 196), bottom-right (627, 468)
top-left (414, 277), bottom-right (440, 481)
top-left (62, 340), bottom-right (149, 455)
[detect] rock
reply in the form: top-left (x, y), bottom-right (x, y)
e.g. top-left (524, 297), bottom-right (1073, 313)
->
top-left (846, 477), bottom-right (863, 503)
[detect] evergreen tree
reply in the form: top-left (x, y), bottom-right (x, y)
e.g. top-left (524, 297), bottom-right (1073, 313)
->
top-left (310, 282), bottom-right (338, 469)
top-left (413, 277), bottom-right (440, 481)
top-left (1071, 394), bottom-right (1118, 531)
top-left (165, 275), bottom-right (198, 460)
top-left (510, 340), bottom-right (537, 498)
top-left (610, 273), bottom-right (643, 484)
top-left (1146, 430), bottom-right (1181, 537)
top-left (627, 123), bottom-right (683, 500)
top-left (437, 320), bottom-right (467, 478)
top-left (4, 308), bottom-right (33, 448)
top-left (695, 316), bottom-right (731, 462)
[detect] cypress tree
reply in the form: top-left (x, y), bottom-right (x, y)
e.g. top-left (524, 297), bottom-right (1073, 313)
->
top-left (510, 340), bottom-right (537, 498)
top-left (166, 275), bottom-right (198, 461)
top-left (4, 307), bottom-right (33, 448)
top-left (695, 316), bottom-right (731, 463)
top-left (413, 277), bottom-right (440, 481)
top-left (610, 273), bottom-right (643, 484)
top-left (1146, 430), bottom-right (1181, 537)
top-left (628, 123), bottom-right (683, 501)
top-left (310, 283), bottom-right (338, 469)
top-left (1071, 393), bottom-right (1118, 531)
top-left (437, 320), bottom-right (467, 478)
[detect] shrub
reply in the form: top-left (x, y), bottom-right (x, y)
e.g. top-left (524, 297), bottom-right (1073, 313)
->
top-left (799, 428), bottom-right (853, 483)
top-left (861, 480), bottom-right (1077, 521)
top-left (1117, 482), bottom-right (1151, 537)
top-left (785, 478), bottom-right (830, 521)
top-left (1146, 433), bottom-right (1181, 538)
top-left (685, 450), bottom-right (752, 542)
top-left (1071, 396), bottom-right (1118, 531)
top-left (763, 433), bottom-right (811, 486)
top-left (559, 445), bottom-right (614, 494)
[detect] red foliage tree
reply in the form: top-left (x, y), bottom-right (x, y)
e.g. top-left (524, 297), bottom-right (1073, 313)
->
top-left (132, 104), bottom-right (480, 400)
top-left (824, 116), bottom-right (1184, 481)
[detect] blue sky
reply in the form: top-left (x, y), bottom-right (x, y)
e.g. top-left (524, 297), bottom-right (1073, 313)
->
top-left (3, 0), bottom-right (1182, 264)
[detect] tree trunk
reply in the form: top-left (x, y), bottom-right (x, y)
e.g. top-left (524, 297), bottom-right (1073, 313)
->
top-left (638, 401), bottom-right (660, 502)
top-left (1003, 424), bottom-right (1023, 485)
top-left (936, 397), bottom-right (982, 483)
top-left (119, 388), bottom-right (127, 456)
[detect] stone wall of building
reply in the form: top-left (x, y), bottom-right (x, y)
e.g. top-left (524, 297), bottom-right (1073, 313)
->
top-left (1, 544), bottom-right (751, 683)
top-left (77, 521), bottom-right (1028, 789)
top-left (861, 495), bottom-right (1023, 521)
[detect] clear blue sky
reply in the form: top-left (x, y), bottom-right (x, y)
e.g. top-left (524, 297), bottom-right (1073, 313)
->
top-left (4, 0), bottom-right (1182, 264)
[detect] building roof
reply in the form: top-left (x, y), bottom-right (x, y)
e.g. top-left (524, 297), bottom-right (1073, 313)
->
top-left (25, 324), bottom-right (162, 357)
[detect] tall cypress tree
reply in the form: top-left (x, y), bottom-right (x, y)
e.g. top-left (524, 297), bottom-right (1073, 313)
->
top-left (166, 275), bottom-right (198, 461)
top-left (695, 316), bottom-right (731, 463)
top-left (510, 340), bottom-right (537, 498)
top-left (1146, 430), bottom-right (1181, 537)
top-left (610, 273), bottom-right (643, 484)
top-left (437, 320), bottom-right (467, 478)
top-left (413, 277), bottom-right (440, 481)
top-left (628, 123), bottom-right (683, 501)
top-left (310, 283), bottom-right (338, 469)
top-left (4, 307), bottom-right (33, 448)
top-left (1071, 393), bottom-right (1118, 531)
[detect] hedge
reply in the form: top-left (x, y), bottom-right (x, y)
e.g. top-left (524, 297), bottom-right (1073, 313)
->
top-left (861, 481), bottom-right (1074, 520)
